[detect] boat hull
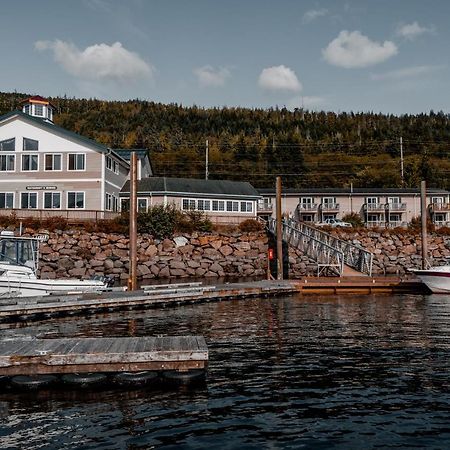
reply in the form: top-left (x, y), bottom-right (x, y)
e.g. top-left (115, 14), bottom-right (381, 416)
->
top-left (411, 269), bottom-right (450, 294)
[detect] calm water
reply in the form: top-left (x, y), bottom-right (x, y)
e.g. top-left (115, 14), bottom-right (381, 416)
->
top-left (1, 293), bottom-right (450, 449)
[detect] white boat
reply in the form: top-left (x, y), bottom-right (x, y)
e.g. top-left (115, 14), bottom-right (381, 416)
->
top-left (410, 265), bottom-right (450, 293)
top-left (0, 231), bottom-right (111, 298)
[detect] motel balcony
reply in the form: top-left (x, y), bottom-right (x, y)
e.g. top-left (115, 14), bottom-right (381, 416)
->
top-left (257, 201), bottom-right (273, 214)
top-left (319, 203), bottom-right (340, 212)
top-left (363, 203), bottom-right (386, 212)
top-left (365, 220), bottom-right (386, 228)
top-left (430, 202), bottom-right (450, 212)
top-left (296, 203), bottom-right (319, 212)
top-left (386, 202), bottom-right (407, 212)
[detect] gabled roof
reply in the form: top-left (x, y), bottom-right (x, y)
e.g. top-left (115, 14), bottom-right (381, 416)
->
top-left (20, 96), bottom-right (56, 108)
top-left (121, 176), bottom-right (261, 198)
top-left (0, 110), bottom-right (109, 153)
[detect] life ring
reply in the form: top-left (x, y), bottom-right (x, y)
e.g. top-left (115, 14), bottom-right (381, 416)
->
top-left (61, 372), bottom-right (106, 387)
top-left (113, 371), bottom-right (158, 387)
top-left (162, 369), bottom-right (206, 384)
top-left (11, 375), bottom-right (57, 389)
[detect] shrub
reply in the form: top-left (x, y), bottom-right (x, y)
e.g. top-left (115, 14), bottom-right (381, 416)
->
top-left (42, 216), bottom-right (68, 232)
top-left (22, 216), bottom-right (42, 230)
top-left (341, 213), bottom-right (364, 228)
top-left (176, 210), bottom-right (212, 233)
top-left (137, 204), bottom-right (178, 238)
top-left (238, 219), bottom-right (263, 232)
top-left (408, 216), bottom-right (435, 232)
top-left (0, 212), bottom-right (18, 228)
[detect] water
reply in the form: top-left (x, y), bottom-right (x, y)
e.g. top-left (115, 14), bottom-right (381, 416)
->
top-left (1, 293), bottom-right (450, 449)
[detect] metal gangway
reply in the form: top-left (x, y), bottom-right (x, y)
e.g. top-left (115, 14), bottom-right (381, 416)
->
top-left (266, 217), bottom-right (373, 276)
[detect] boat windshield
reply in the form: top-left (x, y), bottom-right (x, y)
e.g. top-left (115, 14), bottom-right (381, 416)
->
top-left (0, 238), bottom-right (38, 271)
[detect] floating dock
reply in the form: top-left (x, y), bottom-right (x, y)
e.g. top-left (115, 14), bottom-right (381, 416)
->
top-left (0, 278), bottom-right (429, 322)
top-left (0, 336), bottom-right (208, 376)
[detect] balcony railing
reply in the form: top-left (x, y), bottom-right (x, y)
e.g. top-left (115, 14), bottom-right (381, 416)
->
top-left (431, 203), bottom-right (450, 212)
top-left (364, 203), bottom-right (385, 212)
top-left (320, 203), bottom-right (340, 211)
top-left (297, 203), bottom-right (319, 212)
top-left (366, 221), bottom-right (386, 228)
top-left (257, 202), bottom-right (273, 213)
top-left (0, 208), bottom-right (121, 223)
top-left (386, 202), bottom-right (407, 211)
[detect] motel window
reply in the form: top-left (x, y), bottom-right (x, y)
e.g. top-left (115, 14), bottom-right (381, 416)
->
top-left (106, 156), bottom-right (112, 170)
top-left (45, 154), bottom-right (62, 171)
top-left (300, 197), bottom-right (313, 206)
top-left (67, 192), bottom-right (85, 209)
top-left (322, 197), bottom-right (336, 206)
top-left (212, 200), bottom-right (218, 211)
top-left (121, 198), bottom-right (130, 212)
top-left (68, 153), bottom-right (86, 171)
top-left (226, 201), bottom-right (240, 212)
top-left (34, 105), bottom-right (43, 116)
top-left (22, 154), bottom-right (38, 171)
top-left (388, 197), bottom-right (400, 205)
top-left (197, 199), bottom-right (210, 211)
top-left (23, 138), bottom-right (39, 151)
top-left (0, 155), bottom-right (15, 171)
top-left (182, 199), bottom-right (196, 210)
top-left (0, 193), bottom-right (14, 209)
top-left (366, 197), bottom-right (379, 205)
top-left (0, 138), bottom-right (15, 151)
top-left (21, 192), bottom-right (37, 209)
top-left (137, 198), bottom-right (148, 212)
top-left (432, 197), bottom-right (444, 204)
top-left (44, 192), bottom-right (61, 209)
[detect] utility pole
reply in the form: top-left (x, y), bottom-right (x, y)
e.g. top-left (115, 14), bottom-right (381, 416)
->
top-left (205, 139), bottom-right (209, 180)
top-left (400, 136), bottom-right (404, 186)
top-left (420, 180), bottom-right (428, 270)
top-left (276, 176), bottom-right (283, 280)
top-left (128, 151), bottom-right (138, 291)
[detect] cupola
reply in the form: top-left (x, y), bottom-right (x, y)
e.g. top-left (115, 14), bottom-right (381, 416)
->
top-left (21, 96), bottom-right (56, 123)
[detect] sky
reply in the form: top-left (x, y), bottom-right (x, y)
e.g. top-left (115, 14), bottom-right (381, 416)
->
top-left (1, 0), bottom-right (449, 114)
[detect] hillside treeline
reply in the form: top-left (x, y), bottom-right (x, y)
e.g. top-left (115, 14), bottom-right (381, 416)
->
top-left (1, 91), bottom-right (449, 189)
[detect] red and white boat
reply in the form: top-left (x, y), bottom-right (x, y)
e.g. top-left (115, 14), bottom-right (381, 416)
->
top-left (410, 266), bottom-right (450, 293)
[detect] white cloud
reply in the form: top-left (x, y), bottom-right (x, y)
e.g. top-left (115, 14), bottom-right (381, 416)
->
top-left (258, 65), bottom-right (302, 92)
top-left (370, 65), bottom-right (444, 81)
top-left (397, 22), bottom-right (435, 40)
top-left (34, 40), bottom-right (153, 81)
top-left (193, 65), bottom-right (231, 87)
top-left (322, 30), bottom-right (398, 68)
top-left (288, 95), bottom-right (327, 110)
top-left (302, 8), bottom-right (328, 24)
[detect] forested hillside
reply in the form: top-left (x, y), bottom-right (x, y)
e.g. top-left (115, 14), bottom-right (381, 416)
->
top-left (1, 91), bottom-right (449, 189)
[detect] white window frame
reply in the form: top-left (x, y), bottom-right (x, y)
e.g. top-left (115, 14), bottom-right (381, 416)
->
top-left (432, 197), bottom-right (444, 204)
top-left (0, 192), bottom-right (14, 209)
top-left (388, 196), bottom-right (400, 204)
top-left (0, 138), bottom-right (15, 151)
top-left (23, 137), bottom-right (39, 151)
top-left (67, 153), bottom-right (86, 171)
top-left (0, 154), bottom-right (15, 172)
top-left (137, 197), bottom-right (148, 212)
top-left (34, 104), bottom-right (43, 117)
top-left (21, 154), bottom-right (39, 172)
top-left (240, 201), bottom-right (253, 213)
top-left (20, 192), bottom-right (38, 209)
top-left (44, 153), bottom-right (62, 171)
top-left (67, 191), bottom-right (85, 209)
top-left (322, 197), bottom-right (336, 206)
top-left (44, 191), bottom-right (61, 209)
top-left (366, 197), bottom-right (379, 205)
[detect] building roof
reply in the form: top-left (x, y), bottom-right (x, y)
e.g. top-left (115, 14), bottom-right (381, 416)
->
top-left (257, 187), bottom-right (450, 196)
top-left (121, 176), bottom-right (261, 198)
top-left (20, 96), bottom-right (56, 109)
top-left (113, 149), bottom-right (148, 160)
top-left (0, 109), bottom-right (115, 155)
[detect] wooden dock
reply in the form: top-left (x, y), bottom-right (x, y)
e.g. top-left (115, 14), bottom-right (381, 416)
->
top-left (0, 278), bottom-right (428, 323)
top-left (0, 336), bottom-right (208, 376)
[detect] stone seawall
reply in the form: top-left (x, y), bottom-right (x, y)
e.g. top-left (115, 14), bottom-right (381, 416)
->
top-left (36, 229), bottom-right (450, 280)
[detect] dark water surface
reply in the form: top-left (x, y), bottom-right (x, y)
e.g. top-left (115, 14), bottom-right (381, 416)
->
top-left (1, 293), bottom-right (450, 449)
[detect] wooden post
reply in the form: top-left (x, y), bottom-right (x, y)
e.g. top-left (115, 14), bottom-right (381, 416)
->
top-left (420, 180), bottom-right (428, 270)
top-left (128, 152), bottom-right (138, 290)
top-left (276, 177), bottom-right (283, 280)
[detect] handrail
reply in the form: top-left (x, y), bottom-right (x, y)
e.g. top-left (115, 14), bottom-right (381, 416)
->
top-left (264, 217), bottom-right (373, 276)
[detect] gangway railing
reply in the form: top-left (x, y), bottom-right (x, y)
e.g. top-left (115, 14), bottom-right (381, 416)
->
top-left (265, 217), bottom-right (373, 276)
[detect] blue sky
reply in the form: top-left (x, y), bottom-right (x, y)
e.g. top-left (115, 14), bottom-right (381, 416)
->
top-left (1, 0), bottom-right (449, 114)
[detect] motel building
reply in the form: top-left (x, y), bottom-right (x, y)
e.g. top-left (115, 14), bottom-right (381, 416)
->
top-left (0, 96), bottom-right (151, 220)
top-left (257, 187), bottom-right (450, 228)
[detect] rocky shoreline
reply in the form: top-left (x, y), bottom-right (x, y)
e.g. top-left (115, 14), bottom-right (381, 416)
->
top-left (35, 229), bottom-right (450, 280)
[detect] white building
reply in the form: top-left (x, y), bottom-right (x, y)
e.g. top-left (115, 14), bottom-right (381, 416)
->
top-left (0, 96), bottom-right (152, 220)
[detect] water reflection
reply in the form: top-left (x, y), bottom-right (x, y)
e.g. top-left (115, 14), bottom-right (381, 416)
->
top-left (1, 294), bottom-right (450, 448)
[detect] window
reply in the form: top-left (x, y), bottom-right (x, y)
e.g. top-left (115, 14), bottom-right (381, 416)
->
top-left (0, 138), bottom-right (15, 151)
top-left (106, 156), bottom-right (112, 170)
top-left (226, 201), bottom-right (239, 212)
top-left (323, 197), bottom-right (336, 206)
top-left (432, 197), bottom-right (444, 204)
top-left (23, 105), bottom-right (30, 115)
top-left (106, 193), bottom-right (119, 211)
top-left (21, 192), bottom-right (37, 209)
top-left (44, 154), bottom-right (62, 171)
top-left (23, 138), bottom-right (38, 151)
top-left (240, 201), bottom-right (253, 212)
top-left (388, 197), bottom-right (400, 204)
top-left (323, 214), bottom-right (337, 221)
top-left (121, 198), bottom-right (130, 212)
top-left (0, 155), bottom-right (15, 171)
top-left (300, 197), bottom-right (313, 205)
top-left (0, 193), bottom-right (14, 209)
top-left (197, 199), bottom-right (210, 211)
top-left (137, 198), bottom-right (148, 212)
top-left (67, 192), bottom-right (85, 209)
top-left (182, 199), bottom-right (196, 210)
top-left (106, 156), bottom-right (119, 174)
top-left (22, 154), bottom-right (38, 171)
top-left (34, 104), bottom-right (43, 116)
top-left (212, 200), bottom-right (224, 212)
top-left (113, 160), bottom-right (119, 174)
top-left (68, 153), bottom-right (85, 171)
top-left (44, 192), bottom-right (61, 209)
top-left (366, 197), bottom-right (378, 205)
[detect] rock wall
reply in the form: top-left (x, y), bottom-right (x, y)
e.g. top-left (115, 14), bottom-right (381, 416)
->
top-left (35, 228), bottom-right (450, 280)
top-left (38, 230), bottom-right (269, 281)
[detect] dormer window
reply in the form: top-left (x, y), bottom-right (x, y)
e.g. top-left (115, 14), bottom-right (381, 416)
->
top-left (23, 138), bottom-right (39, 151)
top-left (24, 105), bottom-right (30, 115)
top-left (21, 96), bottom-right (55, 123)
top-left (34, 104), bottom-right (43, 116)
